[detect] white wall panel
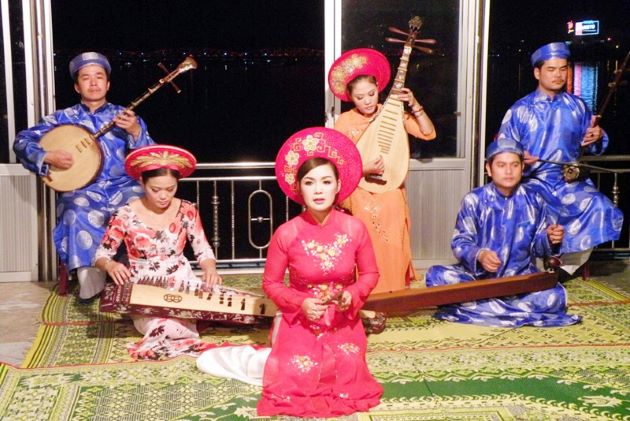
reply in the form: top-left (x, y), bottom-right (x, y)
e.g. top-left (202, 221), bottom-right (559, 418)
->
top-left (407, 160), bottom-right (469, 269)
top-left (0, 165), bottom-right (38, 281)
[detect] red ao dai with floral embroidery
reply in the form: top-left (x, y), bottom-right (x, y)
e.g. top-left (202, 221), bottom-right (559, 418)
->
top-left (257, 209), bottom-right (382, 417)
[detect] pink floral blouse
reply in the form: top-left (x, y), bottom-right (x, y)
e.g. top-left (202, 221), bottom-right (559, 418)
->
top-left (94, 200), bottom-right (215, 288)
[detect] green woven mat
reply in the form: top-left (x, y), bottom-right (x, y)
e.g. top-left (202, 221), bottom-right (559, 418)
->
top-left (0, 276), bottom-right (628, 420)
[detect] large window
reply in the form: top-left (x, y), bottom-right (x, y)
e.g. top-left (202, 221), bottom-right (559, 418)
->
top-left (1, 1), bottom-right (27, 164)
top-left (341, 0), bottom-right (459, 158)
top-left (0, 11), bottom-right (6, 164)
top-left (49, 1), bottom-right (325, 163)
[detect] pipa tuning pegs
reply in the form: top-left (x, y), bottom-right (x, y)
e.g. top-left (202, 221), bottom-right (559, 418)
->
top-left (388, 26), bottom-right (410, 37)
top-left (413, 45), bottom-right (434, 55)
top-left (385, 37), bottom-right (406, 44)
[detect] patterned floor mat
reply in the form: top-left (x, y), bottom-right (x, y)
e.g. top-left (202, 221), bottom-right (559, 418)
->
top-left (1, 275), bottom-right (628, 420)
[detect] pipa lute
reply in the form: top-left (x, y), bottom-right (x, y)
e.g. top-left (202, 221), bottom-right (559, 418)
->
top-left (356, 16), bottom-right (433, 193)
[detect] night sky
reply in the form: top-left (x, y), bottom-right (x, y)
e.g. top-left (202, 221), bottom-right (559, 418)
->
top-left (491, 0), bottom-right (629, 51)
top-left (48, 0), bottom-right (630, 161)
top-left (52, 1), bottom-right (324, 51)
top-left (52, 0), bottom-right (629, 54)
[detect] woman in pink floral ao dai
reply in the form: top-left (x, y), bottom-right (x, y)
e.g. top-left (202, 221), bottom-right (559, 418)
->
top-left (197, 127), bottom-right (383, 418)
top-left (94, 145), bottom-right (221, 360)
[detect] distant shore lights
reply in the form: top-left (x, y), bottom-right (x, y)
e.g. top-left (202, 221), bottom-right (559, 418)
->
top-left (567, 20), bottom-right (600, 36)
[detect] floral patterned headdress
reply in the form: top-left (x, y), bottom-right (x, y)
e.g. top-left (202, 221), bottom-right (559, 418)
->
top-left (327, 48), bottom-right (391, 102)
top-left (275, 127), bottom-right (362, 205)
top-left (125, 145), bottom-right (197, 180)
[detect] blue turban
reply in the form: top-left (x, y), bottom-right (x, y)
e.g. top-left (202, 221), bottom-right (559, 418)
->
top-left (69, 52), bottom-right (111, 78)
top-left (530, 42), bottom-right (570, 66)
top-left (486, 138), bottom-right (524, 161)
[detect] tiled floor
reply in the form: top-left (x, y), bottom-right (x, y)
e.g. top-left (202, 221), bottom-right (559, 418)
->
top-left (0, 260), bottom-right (627, 367)
top-left (0, 280), bottom-right (54, 365)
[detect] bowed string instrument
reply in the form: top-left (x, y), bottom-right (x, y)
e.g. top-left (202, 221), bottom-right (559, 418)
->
top-left (538, 49), bottom-right (629, 188)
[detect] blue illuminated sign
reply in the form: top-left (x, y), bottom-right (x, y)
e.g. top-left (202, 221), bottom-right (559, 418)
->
top-left (575, 20), bottom-right (600, 36)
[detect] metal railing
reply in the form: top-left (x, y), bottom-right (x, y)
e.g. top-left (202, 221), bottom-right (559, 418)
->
top-left (184, 157), bottom-right (630, 268)
top-left (579, 155), bottom-right (630, 253)
top-left (180, 162), bottom-right (297, 269)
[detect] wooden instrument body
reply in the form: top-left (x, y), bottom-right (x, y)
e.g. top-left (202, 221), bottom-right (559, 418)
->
top-left (363, 271), bottom-right (558, 317)
top-left (356, 99), bottom-right (410, 193)
top-left (39, 125), bottom-right (103, 192)
top-left (355, 16), bottom-right (436, 194)
top-left (100, 282), bottom-right (278, 325)
top-left (38, 56), bottom-right (197, 192)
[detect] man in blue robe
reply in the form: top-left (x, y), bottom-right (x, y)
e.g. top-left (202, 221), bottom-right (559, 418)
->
top-left (14, 52), bottom-right (155, 300)
top-left (425, 139), bottom-right (581, 327)
top-left (497, 42), bottom-right (623, 275)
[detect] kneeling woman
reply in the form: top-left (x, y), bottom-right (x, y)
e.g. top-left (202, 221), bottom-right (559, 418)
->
top-left (94, 145), bottom-right (221, 360)
top-left (198, 127), bottom-right (383, 418)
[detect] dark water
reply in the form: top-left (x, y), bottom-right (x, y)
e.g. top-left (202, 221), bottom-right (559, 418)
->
top-left (4, 1), bottom-right (628, 256)
top-left (50, 49), bottom-right (460, 162)
top-left (38, 50), bottom-right (630, 254)
top-left (52, 54), bottom-right (629, 162)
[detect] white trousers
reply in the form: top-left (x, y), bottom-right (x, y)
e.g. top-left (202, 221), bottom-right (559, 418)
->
top-left (561, 249), bottom-right (592, 275)
top-left (76, 266), bottom-right (106, 299)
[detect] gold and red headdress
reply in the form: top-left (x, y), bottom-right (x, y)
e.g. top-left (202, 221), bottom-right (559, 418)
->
top-left (327, 48), bottom-right (391, 102)
top-left (275, 127), bottom-right (362, 205)
top-left (125, 145), bottom-right (197, 180)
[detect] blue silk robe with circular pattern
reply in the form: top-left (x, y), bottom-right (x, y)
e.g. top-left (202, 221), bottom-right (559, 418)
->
top-left (497, 89), bottom-right (623, 253)
top-left (13, 102), bottom-right (155, 270)
top-left (426, 183), bottom-right (581, 327)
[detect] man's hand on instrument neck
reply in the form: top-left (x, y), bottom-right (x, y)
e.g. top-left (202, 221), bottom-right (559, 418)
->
top-left (114, 109), bottom-right (142, 139)
top-left (523, 151), bottom-right (538, 166)
top-left (44, 149), bottom-right (74, 170)
top-left (581, 116), bottom-right (603, 147)
top-left (546, 224), bottom-right (564, 245)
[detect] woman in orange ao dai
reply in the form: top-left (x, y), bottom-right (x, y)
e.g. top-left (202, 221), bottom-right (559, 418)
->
top-left (329, 48), bottom-right (436, 293)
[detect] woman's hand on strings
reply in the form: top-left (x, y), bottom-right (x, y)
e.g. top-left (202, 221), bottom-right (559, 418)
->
top-left (200, 259), bottom-right (222, 289)
top-left (396, 88), bottom-right (419, 109)
top-left (106, 261), bottom-right (132, 285)
top-left (363, 155), bottom-right (385, 176)
top-left (201, 267), bottom-right (222, 289)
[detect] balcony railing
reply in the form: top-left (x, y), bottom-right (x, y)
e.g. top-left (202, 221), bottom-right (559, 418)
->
top-left (579, 155), bottom-right (630, 253)
top-left (180, 162), bottom-right (298, 270)
top-left (184, 157), bottom-right (630, 269)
